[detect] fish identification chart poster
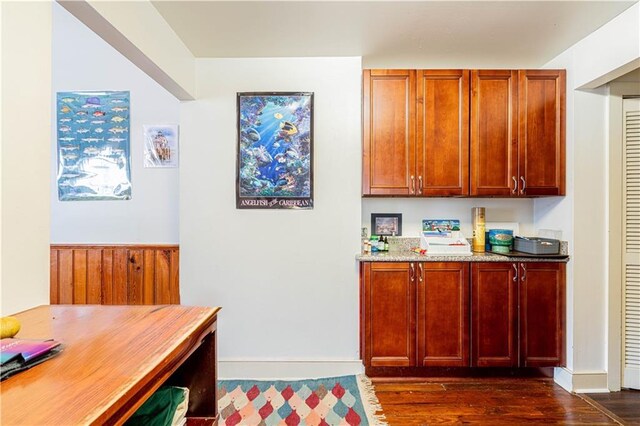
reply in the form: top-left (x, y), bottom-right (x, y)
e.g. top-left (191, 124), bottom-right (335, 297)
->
top-left (236, 92), bottom-right (313, 209)
top-left (56, 91), bottom-right (131, 201)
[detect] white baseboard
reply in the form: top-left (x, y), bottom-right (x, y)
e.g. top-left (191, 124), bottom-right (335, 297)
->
top-left (553, 367), bottom-right (573, 392)
top-left (218, 359), bottom-right (365, 380)
top-left (554, 367), bottom-right (609, 393)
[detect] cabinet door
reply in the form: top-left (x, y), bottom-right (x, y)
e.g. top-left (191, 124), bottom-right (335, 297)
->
top-left (363, 69), bottom-right (416, 195)
top-left (519, 262), bottom-right (566, 367)
top-left (417, 262), bottom-right (469, 366)
top-left (416, 70), bottom-right (469, 196)
top-left (470, 70), bottom-right (519, 196)
top-left (362, 262), bottom-right (416, 366)
top-left (471, 263), bottom-right (518, 367)
top-left (518, 70), bottom-right (566, 196)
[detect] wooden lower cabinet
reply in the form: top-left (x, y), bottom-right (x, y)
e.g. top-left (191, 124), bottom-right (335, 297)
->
top-left (520, 262), bottom-right (566, 367)
top-left (418, 262), bottom-right (469, 366)
top-left (361, 261), bottom-right (566, 373)
top-left (361, 262), bottom-right (469, 368)
top-left (471, 262), bottom-right (565, 368)
top-left (361, 262), bottom-right (415, 367)
top-left (472, 263), bottom-right (519, 367)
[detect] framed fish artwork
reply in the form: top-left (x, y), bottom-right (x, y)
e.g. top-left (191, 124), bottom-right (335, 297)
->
top-left (56, 91), bottom-right (131, 201)
top-left (236, 92), bottom-right (314, 209)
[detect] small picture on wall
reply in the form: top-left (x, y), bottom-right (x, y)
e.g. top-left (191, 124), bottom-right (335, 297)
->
top-left (371, 213), bottom-right (402, 236)
top-left (144, 125), bottom-right (179, 168)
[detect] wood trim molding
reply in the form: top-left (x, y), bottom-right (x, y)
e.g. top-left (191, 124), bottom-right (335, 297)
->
top-left (51, 244), bottom-right (179, 249)
top-left (50, 244), bottom-right (180, 305)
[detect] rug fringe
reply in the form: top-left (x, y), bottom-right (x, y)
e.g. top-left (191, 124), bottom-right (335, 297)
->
top-left (356, 374), bottom-right (389, 426)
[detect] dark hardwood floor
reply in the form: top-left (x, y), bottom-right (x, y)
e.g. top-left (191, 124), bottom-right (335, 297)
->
top-left (372, 378), bottom-right (618, 425)
top-left (583, 389), bottom-right (640, 425)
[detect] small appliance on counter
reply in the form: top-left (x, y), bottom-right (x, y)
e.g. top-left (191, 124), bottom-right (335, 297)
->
top-left (489, 235), bottom-right (566, 259)
top-left (513, 236), bottom-right (560, 255)
top-left (420, 219), bottom-right (472, 256)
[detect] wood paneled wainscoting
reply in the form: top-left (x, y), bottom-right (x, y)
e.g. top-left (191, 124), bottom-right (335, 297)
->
top-left (50, 245), bottom-right (179, 305)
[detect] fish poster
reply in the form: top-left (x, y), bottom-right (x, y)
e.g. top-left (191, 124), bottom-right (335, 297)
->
top-left (237, 92), bottom-right (313, 209)
top-left (56, 91), bottom-right (131, 201)
top-left (144, 125), bottom-right (178, 168)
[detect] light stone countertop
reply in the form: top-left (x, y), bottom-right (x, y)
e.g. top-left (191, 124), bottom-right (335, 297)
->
top-left (356, 251), bottom-right (569, 262)
top-left (356, 237), bottom-right (570, 263)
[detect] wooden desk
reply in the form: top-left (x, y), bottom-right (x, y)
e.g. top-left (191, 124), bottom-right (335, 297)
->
top-left (1, 305), bottom-right (220, 425)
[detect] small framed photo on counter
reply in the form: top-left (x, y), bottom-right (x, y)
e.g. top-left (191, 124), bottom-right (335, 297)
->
top-left (371, 213), bottom-right (402, 236)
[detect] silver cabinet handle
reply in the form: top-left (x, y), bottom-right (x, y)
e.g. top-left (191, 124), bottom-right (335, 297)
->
top-left (521, 264), bottom-right (527, 282)
top-left (512, 264), bottom-right (518, 282)
top-left (418, 263), bottom-right (423, 282)
top-left (410, 263), bottom-right (415, 282)
top-left (410, 175), bottom-right (415, 194)
top-left (512, 176), bottom-right (518, 194)
top-left (418, 176), bottom-right (423, 195)
top-left (520, 176), bottom-right (526, 194)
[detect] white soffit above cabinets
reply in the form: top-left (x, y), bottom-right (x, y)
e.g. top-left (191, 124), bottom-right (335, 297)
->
top-left (151, 1), bottom-right (636, 68)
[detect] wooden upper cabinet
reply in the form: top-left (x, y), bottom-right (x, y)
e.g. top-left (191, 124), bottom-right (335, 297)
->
top-left (417, 262), bottom-right (469, 367)
top-left (470, 70), bottom-right (518, 196)
top-left (518, 70), bottom-right (566, 196)
top-left (520, 262), bottom-right (566, 367)
top-left (361, 262), bottom-right (416, 367)
top-left (417, 70), bottom-right (470, 196)
top-left (363, 69), bottom-right (416, 195)
top-left (363, 68), bottom-right (565, 198)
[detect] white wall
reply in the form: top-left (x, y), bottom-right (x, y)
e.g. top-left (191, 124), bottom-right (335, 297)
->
top-left (535, 1), bottom-right (640, 392)
top-left (180, 57), bottom-right (362, 378)
top-left (59, 0), bottom-right (196, 100)
top-left (363, 198), bottom-right (535, 237)
top-left (51, 3), bottom-right (179, 244)
top-left (572, 2), bottom-right (640, 89)
top-left (0, 2), bottom-right (52, 315)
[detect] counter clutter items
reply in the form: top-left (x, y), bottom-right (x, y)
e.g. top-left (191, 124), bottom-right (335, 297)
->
top-left (419, 219), bottom-right (472, 255)
top-left (360, 216), bottom-right (566, 260)
top-left (362, 235), bottom-right (390, 254)
top-left (472, 207), bottom-right (486, 252)
top-left (488, 229), bottom-right (514, 254)
top-left (513, 236), bottom-right (560, 254)
top-left (357, 236), bottom-right (569, 262)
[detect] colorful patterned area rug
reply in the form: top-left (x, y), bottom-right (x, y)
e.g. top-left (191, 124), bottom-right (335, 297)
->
top-left (218, 375), bottom-right (387, 426)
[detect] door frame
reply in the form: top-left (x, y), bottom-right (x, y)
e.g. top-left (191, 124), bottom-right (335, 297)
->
top-left (607, 82), bottom-right (640, 391)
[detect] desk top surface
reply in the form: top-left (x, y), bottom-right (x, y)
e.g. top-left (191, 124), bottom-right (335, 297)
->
top-left (1, 304), bottom-right (220, 426)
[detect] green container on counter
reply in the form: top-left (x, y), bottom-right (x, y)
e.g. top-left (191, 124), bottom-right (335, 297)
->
top-left (489, 229), bottom-right (513, 253)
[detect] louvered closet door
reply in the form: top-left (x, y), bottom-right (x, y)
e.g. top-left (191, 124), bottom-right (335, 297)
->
top-left (623, 97), bottom-right (640, 390)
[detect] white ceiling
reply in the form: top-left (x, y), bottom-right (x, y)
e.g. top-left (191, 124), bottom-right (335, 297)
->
top-left (152, 1), bottom-right (636, 68)
top-left (612, 67), bottom-right (640, 82)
